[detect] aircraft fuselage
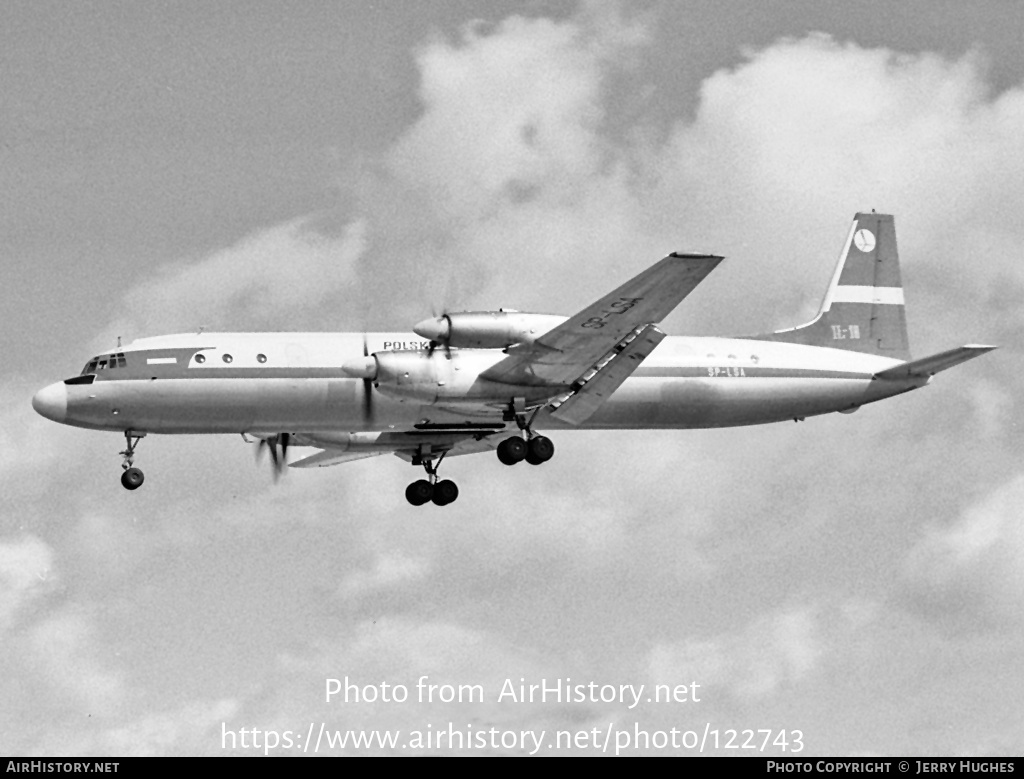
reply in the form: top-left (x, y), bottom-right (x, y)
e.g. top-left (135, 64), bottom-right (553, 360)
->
top-left (34, 331), bottom-right (922, 437)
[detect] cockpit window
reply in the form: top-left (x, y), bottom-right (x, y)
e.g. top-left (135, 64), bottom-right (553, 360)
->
top-left (80, 352), bottom-right (127, 375)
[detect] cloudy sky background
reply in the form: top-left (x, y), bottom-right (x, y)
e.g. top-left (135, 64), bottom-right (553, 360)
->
top-left (2, 0), bottom-right (1021, 755)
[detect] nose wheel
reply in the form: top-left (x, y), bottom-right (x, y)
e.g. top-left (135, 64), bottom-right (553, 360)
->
top-left (406, 452), bottom-right (459, 507)
top-left (121, 467), bottom-right (145, 490)
top-left (119, 430), bottom-right (146, 491)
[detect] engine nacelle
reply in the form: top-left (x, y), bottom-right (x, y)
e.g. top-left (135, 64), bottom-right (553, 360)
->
top-left (412, 311), bottom-right (566, 349)
top-left (341, 349), bottom-right (555, 405)
top-left (371, 349), bottom-right (443, 403)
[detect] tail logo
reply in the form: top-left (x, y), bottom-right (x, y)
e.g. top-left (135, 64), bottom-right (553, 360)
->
top-left (853, 229), bottom-right (876, 253)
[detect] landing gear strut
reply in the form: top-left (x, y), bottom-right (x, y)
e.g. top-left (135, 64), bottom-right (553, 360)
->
top-left (119, 430), bottom-right (146, 491)
top-left (406, 451), bottom-right (459, 507)
top-left (497, 401), bottom-right (554, 467)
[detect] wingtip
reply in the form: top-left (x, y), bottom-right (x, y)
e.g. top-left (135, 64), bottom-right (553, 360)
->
top-left (669, 252), bottom-right (725, 261)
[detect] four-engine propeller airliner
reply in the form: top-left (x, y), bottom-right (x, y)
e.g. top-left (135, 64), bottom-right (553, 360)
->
top-left (33, 213), bottom-right (994, 506)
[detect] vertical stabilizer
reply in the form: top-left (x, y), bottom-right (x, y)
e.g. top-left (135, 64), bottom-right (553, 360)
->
top-left (746, 212), bottom-right (911, 359)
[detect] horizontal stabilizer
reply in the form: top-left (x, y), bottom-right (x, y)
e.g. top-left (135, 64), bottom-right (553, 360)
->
top-left (873, 345), bottom-right (996, 380)
top-left (550, 324), bottom-right (666, 425)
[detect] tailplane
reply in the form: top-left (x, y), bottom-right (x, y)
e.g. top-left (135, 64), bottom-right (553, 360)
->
top-left (747, 212), bottom-right (911, 360)
top-left (872, 345), bottom-right (996, 380)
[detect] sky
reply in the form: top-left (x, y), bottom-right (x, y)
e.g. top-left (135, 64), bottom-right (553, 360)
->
top-left (1, 0), bottom-right (1021, 756)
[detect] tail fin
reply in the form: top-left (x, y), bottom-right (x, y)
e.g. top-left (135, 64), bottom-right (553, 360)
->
top-left (748, 212), bottom-right (911, 360)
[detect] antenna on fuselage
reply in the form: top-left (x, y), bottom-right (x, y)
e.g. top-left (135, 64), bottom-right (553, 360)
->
top-left (197, 325), bottom-right (205, 335)
top-left (116, 336), bottom-right (122, 348)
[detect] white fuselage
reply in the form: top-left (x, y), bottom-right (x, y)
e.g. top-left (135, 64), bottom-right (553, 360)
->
top-left (42, 331), bottom-right (922, 437)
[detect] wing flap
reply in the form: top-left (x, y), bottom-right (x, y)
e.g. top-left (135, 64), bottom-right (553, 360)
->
top-left (391, 435), bottom-right (500, 462)
top-left (873, 345), bottom-right (996, 380)
top-left (290, 450), bottom-right (386, 468)
top-left (289, 430), bottom-right (504, 469)
top-left (482, 252), bottom-right (722, 386)
top-left (550, 324), bottom-right (666, 425)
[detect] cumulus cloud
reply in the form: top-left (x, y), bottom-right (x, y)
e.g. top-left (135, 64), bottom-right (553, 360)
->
top-left (645, 35), bottom-right (1024, 337)
top-left (86, 19), bottom-right (1024, 348)
top-left (27, 608), bottom-right (127, 714)
top-left (338, 551), bottom-right (430, 600)
top-left (649, 606), bottom-right (822, 700)
top-left (0, 534), bottom-right (55, 630)
top-left (903, 473), bottom-right (1024, 628)
top-left (248, 617), bottom-right (592, 755)
top-left (389, 12), bottom-right (646, 219)
top-left (98, 216), bottom-right (368, 347)
top-left (101, 698), bottom-right (239, 757)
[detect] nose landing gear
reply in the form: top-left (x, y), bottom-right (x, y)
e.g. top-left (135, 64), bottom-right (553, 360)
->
top-left (406, 452), bottom-right (459, 507)
top-left (119, 430), bottom-right (146, 491)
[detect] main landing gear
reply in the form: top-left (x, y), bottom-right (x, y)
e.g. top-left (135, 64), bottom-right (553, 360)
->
top-left (496, 435), bottom-right (554, 465)
top-left (496, 401), bottom-right (555, 467)
top-left (406, 452), bottom-right (459, 507)
top-left (119, 430), bottom-right (146, 491)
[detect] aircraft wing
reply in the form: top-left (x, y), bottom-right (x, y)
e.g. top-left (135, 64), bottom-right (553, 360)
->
top-left (390, 435), bottom-right (500, 463)
top-left (289, 450), bottom-right (386, 469)
top-left (548, 324), bottom-right (666, 425)
top-left (481, 252), bottom-right (722, 387)
top-left (288, 430), bottom-right (502, 469)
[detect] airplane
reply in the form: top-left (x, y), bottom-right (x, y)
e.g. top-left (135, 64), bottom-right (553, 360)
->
top-left (32, 212), bottom-right (995, 506)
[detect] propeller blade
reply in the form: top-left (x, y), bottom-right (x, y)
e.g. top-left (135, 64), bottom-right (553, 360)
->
top-left (255, 433), bottom-right (289, 482)
top-left (362, 335), bottom-right (373, 419)
top-left (280, 432), bottom-right (290, 466)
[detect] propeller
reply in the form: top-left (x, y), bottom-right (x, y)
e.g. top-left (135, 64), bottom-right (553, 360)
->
top-left (340, 335), bottom-right (377, 420)
top-left (417, 309), bottom-right (452, 357)
top-left (362, 334), bottom-right (374, 420)
top-left (256, 432), bottom-right (291, 481)
top-left (422, 258), bottom-right (460, 356)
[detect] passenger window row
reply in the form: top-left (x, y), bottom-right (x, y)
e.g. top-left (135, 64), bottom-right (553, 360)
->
top-left (194, 353), bottom-right (268, 364)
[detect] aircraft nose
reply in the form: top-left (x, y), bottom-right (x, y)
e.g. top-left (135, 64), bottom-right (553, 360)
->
top-left (32, 382), bottom-right (67, 424)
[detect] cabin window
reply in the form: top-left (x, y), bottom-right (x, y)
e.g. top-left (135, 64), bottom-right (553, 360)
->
top-left (195, 354), bottom-right (206, 364)
top-left (222, 354), bottom-right (233, 363)
top-left (257, 354), bottom-right (267, 363)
